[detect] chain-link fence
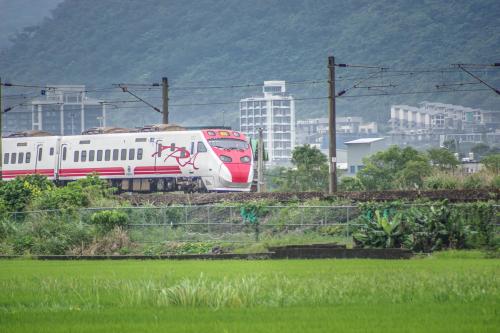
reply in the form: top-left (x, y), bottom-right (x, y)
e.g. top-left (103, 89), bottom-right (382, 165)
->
top-left (7, 204), bottom-right (500, 245)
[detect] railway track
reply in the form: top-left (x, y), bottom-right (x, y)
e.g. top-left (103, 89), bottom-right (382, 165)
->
top-left (120, 188), bottom-right (500, 206)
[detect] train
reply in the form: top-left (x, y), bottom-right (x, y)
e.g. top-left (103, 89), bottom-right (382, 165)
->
top-left (1, 125), bottom-right (254, 192)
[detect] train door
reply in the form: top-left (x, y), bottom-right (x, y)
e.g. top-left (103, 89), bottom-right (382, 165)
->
top-left (34, 143), bottom-right (43, 174)
top-left (186, 138), bottom-right (196, 176)
top-left (57, 143), bottom-right (68, 180)
top-left (154, 139), bottom-right (163, 173)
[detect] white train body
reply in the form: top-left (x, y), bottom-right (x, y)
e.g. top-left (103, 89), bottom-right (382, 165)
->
top-left (1, 129), bottom-right (254, 192)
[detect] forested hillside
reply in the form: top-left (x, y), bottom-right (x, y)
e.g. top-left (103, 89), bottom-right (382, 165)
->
top-left (0, 0), bottom-right (63, 50)
top-left (1, 0), bottom-right (499, 129)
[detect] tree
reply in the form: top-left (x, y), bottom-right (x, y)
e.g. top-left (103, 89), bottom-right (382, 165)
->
top-left (471, 143), bottom-right (490, 159)
top-left (267, 145), bottom-right (328, 192)
top-left (358, 146), bottom-right (432, 190)
top-left (427, 148), bottom-right (458, 170)
top-left (339, 176), bottom-right (365, 191)
top-left (442, 139), bottom-right (458, 152)
top-left (482, 154), bottom-right (500, 175)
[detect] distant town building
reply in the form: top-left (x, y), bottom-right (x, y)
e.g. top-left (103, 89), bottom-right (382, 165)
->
top-left (295, 116), bottom-right (378, 153)
top-left (345, 137), bottom-right (386, 175)
top-left (31, 85), bottom-right (106, 135)
top-left (390, 102), bottom-right (500, 134)
top-left (240, 81), bottom-right (295, 166)
top-left (2, 95), bottom-right (32, 136)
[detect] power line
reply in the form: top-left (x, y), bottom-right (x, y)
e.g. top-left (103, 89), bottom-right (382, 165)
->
top-left (117, 85), bottom-right (161, 113)
top-left (454, 64), bottom-right (500, 95)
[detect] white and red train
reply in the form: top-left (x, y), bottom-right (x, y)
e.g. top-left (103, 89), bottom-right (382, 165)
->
top-left (1, 127), bottom-right (254, 192)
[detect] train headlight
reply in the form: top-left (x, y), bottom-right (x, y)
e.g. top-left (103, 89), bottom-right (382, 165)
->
top-left (240, 156), bottom-right (251, 163)
top-left (219, 155), bottom-right (232, 163)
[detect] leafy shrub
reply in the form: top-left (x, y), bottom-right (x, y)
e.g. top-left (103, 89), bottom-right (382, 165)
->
top-left (353, 209), bottom-right (411, 248)
top-left (423, 173), bottom-right (459, 189)
top-left (31, 186), bottom-right (89, 211)
top-left (339, 176), bottom-right (365, 191)
top-left (491, 175), bottom-right (500, 188)
top-left (355, 201), bottom-right (497, 252)
top-left (0, 175), bottom-right (54, 212)
top-left (74, 227), bottom-right (131, 255)
top-left (10, 216), bottom-right (92, 255)
top-left (90, 210), bottom-right (128, 233)
top-left (463, 174), bottom-right (487, 189)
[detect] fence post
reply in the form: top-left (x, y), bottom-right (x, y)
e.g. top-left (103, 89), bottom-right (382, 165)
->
top-left (163, 207), bottom-right (167, 242)
top-left (346, 206), bottom-right (350, 239)
top-left (301, 206), bottom-right (304, 227)
top-left (207, 206), bottom-right (210, 234)
top-left (323, 207), bottom-right (327, 226)
top-left (230, 206), bottom-right (233, 233)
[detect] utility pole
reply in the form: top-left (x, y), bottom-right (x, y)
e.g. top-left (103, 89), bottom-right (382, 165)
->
top-left (162, 77), bottom-right (169, 124)
top-left (0, 77), bottom-right (2, 181)
top-left (257, 127), bottom-right (264, 192)
top-left (328, 56), bottom-right (337, 194)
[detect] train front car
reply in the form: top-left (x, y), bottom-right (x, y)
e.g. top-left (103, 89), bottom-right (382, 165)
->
top-left (203, 130), bottom-right (253, 192)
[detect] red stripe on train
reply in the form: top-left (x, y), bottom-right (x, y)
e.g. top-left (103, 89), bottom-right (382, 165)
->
top-left (2, 169), bottom-right (54, 178)
top-left (59, 167), bottom-right (125, 176)
top-left (134, 166), bottom-right (182, 175)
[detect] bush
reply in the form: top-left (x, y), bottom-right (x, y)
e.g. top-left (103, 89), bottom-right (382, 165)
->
top-left (90, 210), bottom-right (128, 234)
top-left (491, 175), bottom-right (500, 188)
top-left (463, 174), bottom-right (487, 189)
top-left (354, 201), bottom-right (497, 252)
top-left (7, 213), bottom-right (93, 255)
top-left (339, 176), bottom-right (365, 191)
top-left (0, 175), bottom-right (54, 212)
top-left (423, 173), bottom-right (459, 189)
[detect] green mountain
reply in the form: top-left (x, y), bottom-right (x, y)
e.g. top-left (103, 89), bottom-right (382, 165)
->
top-left (1, 0), bottom-right (499, 129)
top-left (0, 0), bottom-right (63, 50)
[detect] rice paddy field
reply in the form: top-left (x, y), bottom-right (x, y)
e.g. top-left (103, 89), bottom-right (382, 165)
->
top-left (0, 252), bottom-right (499, 332)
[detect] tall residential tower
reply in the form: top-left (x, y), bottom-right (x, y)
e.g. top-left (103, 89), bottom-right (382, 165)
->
top-left (239, 81), bottom-right (295, 166)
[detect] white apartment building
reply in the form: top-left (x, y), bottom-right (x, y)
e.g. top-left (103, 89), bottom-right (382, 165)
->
top-left (390, 102), bottom-right (498, 134)
top-left (240, 81), bottom-right (296, 166)
top-left (31, 85), bottom-right (106, 135)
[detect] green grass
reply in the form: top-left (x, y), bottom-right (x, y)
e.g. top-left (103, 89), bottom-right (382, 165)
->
top-left (0, 255), bottom-right (498, 332)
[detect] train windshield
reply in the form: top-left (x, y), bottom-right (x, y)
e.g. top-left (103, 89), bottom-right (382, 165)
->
top-left (208, 138), bottom-right (249, 150)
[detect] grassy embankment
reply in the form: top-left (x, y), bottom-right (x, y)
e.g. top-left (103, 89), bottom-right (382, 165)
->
top-left (0, 252), bottom-right (498, 332)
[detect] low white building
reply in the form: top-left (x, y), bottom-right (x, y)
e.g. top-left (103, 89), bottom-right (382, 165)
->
top-left (345, 138), bottom-right (386, 175)
top-left (390, 102), bottom-right (498, 134)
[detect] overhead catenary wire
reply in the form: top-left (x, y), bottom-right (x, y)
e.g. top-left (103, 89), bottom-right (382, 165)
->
top-left (454, 64), bottom-right (500, 95)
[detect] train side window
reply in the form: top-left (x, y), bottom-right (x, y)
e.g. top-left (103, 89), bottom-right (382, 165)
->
top-left (62, 147), bottom-right (67, 161)
top-left (26, 152), bottom-right (31, 163)
top-left (97, 150), bottom-right (103, 161)
top-left (50, 147), bottom-right (54, 156)
top-left (74, 151), bottom-right (79, 162)
top-left (180, 148), bottom-right (187, 158)
top-left (3, 153), bottom-right (9, 165)
top-left (18, 152), bottom-right (24, 164)
top-left (112, 149), bottom-right (119, 161)
top-left (11, 153), bottom-right (17, 164)
top-left (137, 148), bottom-right (143, 160)
top-left (129, 149), bottom-right (135, 160)
top-left (120, 149), bottom-right (127, 161)
top-left (38, 148), bottom-right (43, 161)
top-left (81, 150), bottom-right (87, 162)
top-left (89, 150), bottom-right (95, 162)
top-left (105, 150), bottom-right (111, 161)
top-left (190, 142), bottom-right (194, 154)
top-left (170, 143), bottom-right (175, 152)
top-left (197, 142), bottom-right (207, 153)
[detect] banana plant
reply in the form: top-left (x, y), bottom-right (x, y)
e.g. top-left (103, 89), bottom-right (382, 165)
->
top-left (353, 209), bottom-right (411, 249)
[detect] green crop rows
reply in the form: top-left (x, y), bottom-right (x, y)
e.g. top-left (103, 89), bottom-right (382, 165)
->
top-left (0, 252), bottom-right (498, 332)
